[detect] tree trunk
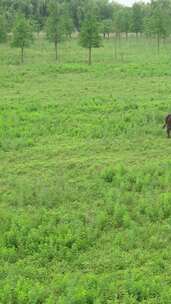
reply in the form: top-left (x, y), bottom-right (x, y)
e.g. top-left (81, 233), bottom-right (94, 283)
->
top-left (157, 33), bottom-right (160, 54)
top-left (108, 33), bottom-right (110, 39)
top-left (118, 32), bottom-right (121, 42)
top-left (103, 33), bottom-right (105, 39)
top-left (114, 33), bottom-right (117, 60)
top-left (21, 47), bottom-right (24, 63)
top-left (55, 41), bottom-right (58, 61)
top-left (88, 47), bottom-right (92, 65)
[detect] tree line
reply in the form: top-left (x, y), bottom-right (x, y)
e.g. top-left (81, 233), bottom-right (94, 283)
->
top-left (0, 0), bottom-right (171, 64)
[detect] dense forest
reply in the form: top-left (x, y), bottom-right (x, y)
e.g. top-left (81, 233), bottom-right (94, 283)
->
top-left (1, 0), bottom-right (171, 63)
top-left (0, 0), bottom-right (171, 37)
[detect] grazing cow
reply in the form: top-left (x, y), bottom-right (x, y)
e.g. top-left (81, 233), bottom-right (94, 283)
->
top-left (163, 114), bottom-right (171, 138)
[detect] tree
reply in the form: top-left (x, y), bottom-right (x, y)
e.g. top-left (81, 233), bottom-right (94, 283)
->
top-left (120, 7), bottom-right (131, 40)
top-left (12, 15), bottom-right (33, 63)
top-left (0, 15), bottom-right (7, 43)
top-left (112, 6), bottom-right (123, 60)
top-left (101, 19), bottom-right (113, 39)
top-left (98, 0), bottom-right (114, 21)
top-left (32, 18), bottom-right (42, 38)
top-left (144, 0), bottom-right (171, 53)
top-left (79, 13), bottom-right (101, 65)
top-left (112, 3), bottom-right (123, 37)
top-left (64, 16), bottom-right (74, 38)
top-left (62, 3), bottom-right (75, 38)
top-left (131, 3), bottom-right (144, 38)
top-left (46, 1), bottom-right (64, 61)
top-left (69, 0), bottom-right (85, 31)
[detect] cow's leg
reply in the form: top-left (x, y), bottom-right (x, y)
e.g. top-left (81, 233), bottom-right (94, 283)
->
top-left (167, 128), bottom-right (170, 138)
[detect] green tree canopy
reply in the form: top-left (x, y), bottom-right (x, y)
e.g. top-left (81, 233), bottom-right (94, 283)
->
top-left (12, 14), bottom-right (33, 63)
top-left (0, 15), bottom-right (7, 43)
top-left (144, 0), bottom-right (171, 52)
top-left (131, 3), bottom-right (145, 37)
top-left (100, 19), bottom-right (113, 38)
top-left (120, 7), bottom-right (132, 39)
top-left (79, 12), bottom-right (101, 64)
top-left (46, 1), bottom-right (65, 61)
top-left (62, 3), bottom-right (75, 38)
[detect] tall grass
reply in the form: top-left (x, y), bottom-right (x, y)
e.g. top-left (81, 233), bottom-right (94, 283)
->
top-left (0, 36), bottom-right (171, 303)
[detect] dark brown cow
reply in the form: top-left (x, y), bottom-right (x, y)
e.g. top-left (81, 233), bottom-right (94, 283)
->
top-left (163, 114), bottom-right (171, 138)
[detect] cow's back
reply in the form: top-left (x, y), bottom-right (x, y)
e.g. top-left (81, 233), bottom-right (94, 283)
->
top-left (166, 114), bottom-right (171, 128)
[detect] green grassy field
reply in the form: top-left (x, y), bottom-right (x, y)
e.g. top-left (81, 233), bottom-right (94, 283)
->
top-left (1, 36), bottom-right (171, 303)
